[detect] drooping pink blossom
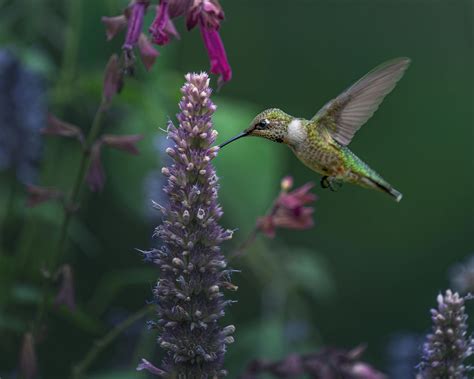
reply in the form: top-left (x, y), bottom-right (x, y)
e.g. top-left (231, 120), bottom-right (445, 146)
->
top-left (149, 0), bottom-right (180, 46)
top-left (185, 0), bottom-right (231, 86)
top-left (199, 23), bottom-right (232, 86)
top-left (257, 177), bottom-right (316, 238)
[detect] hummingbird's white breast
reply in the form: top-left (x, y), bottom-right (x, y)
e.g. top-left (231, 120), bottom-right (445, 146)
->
top-left (287, 119), bottom-right (307, 147)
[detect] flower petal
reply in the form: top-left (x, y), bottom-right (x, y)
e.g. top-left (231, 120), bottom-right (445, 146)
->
top-left (101, 15), bottom-right (127, 41)
top-left (103, 54), bottom-right (123, 107)
top-left (123, 1), bottom-right (148, 51)
top-left (199, 24), bottom-right (232, 86)
top-left (43, 114), bottom-right (84, 143)
top-left (149, 1), bottom-right (180, 46)
top-left (138, 34), bottom-right (160, 71)
top-left (86, 142), bottom-right (105, 192)
top-left (137, 358), bottom-right (166, 376)
top-left (102, 134), bottom-right (143, 155)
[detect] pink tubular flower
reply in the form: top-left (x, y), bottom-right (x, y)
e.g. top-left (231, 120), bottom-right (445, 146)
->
top-left (199, 25), bottom-right (232, 86)
top-left (186, 0), bottom-right (232, 86)
top-left (257, 177), bottom-right (316, 238)
top-left (149, 0), bottom-right (180, 45)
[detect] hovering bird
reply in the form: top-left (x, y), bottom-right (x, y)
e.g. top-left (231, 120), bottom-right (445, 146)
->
top-left (219, 58), bottom-right (410, 202)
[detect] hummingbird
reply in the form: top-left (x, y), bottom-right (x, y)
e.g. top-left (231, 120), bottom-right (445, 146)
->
top-left (219, 58), bottom-right (410, 202)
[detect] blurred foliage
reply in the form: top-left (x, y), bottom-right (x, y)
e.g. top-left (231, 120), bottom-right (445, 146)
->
top-left (0, 0), bottom-right (473, 378)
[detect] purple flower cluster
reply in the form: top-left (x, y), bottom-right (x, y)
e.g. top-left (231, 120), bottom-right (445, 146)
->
top-left (103, 0), bottom-right (232, 85)
top-left (419, 290), bottom-right (473, 379)
top-left (0, 50), bottom-right (46, 184)
top-left (139, 72), bottom-right (236, 377)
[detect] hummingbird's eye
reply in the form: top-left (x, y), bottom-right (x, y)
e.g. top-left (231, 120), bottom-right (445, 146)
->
top-left (255, 119), bottom-right (269, 130)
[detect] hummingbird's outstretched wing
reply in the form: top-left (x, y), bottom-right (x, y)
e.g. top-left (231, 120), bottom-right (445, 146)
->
top-left (312, 58), bottom-right (410, 146)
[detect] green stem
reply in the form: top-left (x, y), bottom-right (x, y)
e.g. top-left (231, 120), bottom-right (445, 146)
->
top-left (33, 101), bottom-right (106, 337)
top-left (71, 305), bottom-right (154, 379)
top-left (16, 0), bottom-right (82, 266)
top-left (0, 174), bottom-right (17, 253)
top-left (51, 102), bottom-right (105, 270)
top-left (229, 227), bottom-right (259, 260)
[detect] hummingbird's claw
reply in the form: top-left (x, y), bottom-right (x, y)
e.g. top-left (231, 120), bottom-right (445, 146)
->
top-left (321, 176), bottom-right (343, 192)
top-left (321, 176), bottom-right (330, 189)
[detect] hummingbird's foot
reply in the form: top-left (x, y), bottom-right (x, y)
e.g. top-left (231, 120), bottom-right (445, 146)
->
top-left (321, 176), bottom-right (331, 189)
top-left (321, 176), bottom-right (343, 192)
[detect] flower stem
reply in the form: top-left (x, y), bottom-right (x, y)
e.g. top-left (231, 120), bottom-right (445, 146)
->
top-left (70, 305), bottom-right (154, 379)
top-left (52, 102), bottom-right (106, 270)
top-left (33, 102), bottom-right (107, 338)
top-left (229, 227), bottom-right (259, 259)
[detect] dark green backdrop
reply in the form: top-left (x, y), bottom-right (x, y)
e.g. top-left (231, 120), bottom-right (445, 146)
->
top-left (0, 0), bottom-right (472, 378)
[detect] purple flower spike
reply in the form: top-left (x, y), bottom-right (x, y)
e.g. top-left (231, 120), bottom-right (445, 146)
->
top-left (149, 1), bottom-right (180, 46)
top-left (419, 290), bottom-right (473, 378)
top-left (141, 72), bottom-right (236, 378)
top-left (123, 0), bottom-right (149, 51)
top-left (199, 25), bottom-right (232, 86)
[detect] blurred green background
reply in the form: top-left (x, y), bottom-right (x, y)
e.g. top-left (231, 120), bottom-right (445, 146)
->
top-left (0, 0), bottom-right (473, 378)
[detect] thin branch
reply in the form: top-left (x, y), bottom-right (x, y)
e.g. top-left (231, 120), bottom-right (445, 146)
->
top-left (71, 305), bottom-right (154, 379)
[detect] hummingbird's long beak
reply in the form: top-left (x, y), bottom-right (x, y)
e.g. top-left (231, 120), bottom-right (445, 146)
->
top-left (218, 131), bottom-right (249, 149)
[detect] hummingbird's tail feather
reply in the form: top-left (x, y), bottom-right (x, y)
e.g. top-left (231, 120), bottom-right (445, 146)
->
top-left (362, 176), bottom-right (403, 202)
top-left (388, 187), bottom-right (403, 203)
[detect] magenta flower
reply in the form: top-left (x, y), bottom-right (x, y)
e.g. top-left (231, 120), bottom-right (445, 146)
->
top-left (199, 26), bottom-right (232, 86)
top-left (186, 0), bottom-right (231, 86)
top-left (149, 0), bottom-right (180, 45)
top-left (257, 177), bottom-right (316, 238)
top-left (103, 0), bottom-right (232, 85)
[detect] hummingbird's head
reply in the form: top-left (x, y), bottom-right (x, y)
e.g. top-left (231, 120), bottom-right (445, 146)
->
top-left (219, 108), bottom-right (293, 149)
